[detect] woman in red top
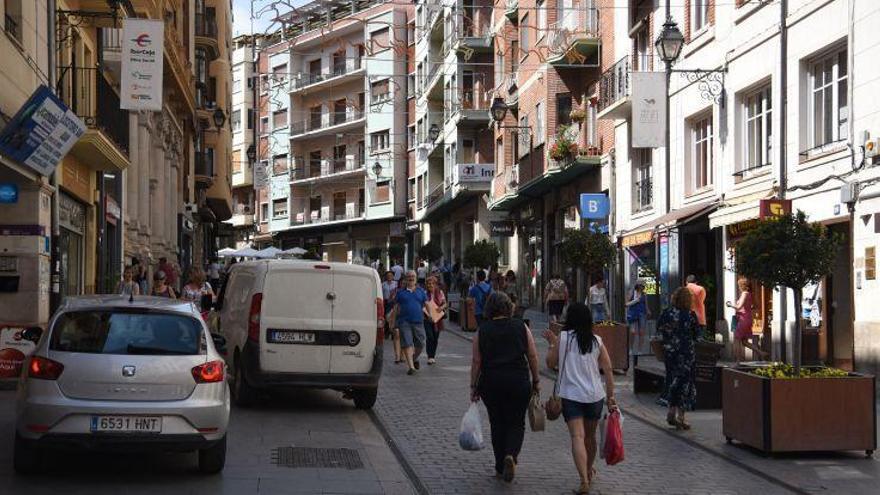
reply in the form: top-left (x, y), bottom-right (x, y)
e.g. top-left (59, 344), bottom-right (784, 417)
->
top-left (727, 278), bottom-right (768, 362)
top-left (423, 275), bottom-right (448, 365)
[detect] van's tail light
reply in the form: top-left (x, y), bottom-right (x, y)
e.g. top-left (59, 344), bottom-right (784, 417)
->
top-left (248, 293), bottom-right (263, 342)
top-left (376, 297), bottom-right (385, 346)
top-left (192, 360), bottom-right (225, 383)
top-left (28, 356), bottom-right (64, 380)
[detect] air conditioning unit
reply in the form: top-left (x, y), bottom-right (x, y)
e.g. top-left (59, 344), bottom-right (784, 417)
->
top-left (840, 181), bottom-right (859, 205)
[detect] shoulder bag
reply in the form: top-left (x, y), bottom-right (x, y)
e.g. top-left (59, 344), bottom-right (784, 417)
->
top-left (545, 333), bottom-right (574, 421)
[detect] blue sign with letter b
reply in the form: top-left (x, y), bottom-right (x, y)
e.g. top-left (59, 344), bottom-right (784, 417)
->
top-left (579, 193), bottom-right (609, 219)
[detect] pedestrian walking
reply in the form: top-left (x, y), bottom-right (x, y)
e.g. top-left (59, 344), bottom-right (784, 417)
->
top-left (503, 270), bottom-right (521, 318)
top-left (416, 258), bottom-right (428, 286)
top-left (657, 288), bottom-right (699, 430)
top-left (543, 303), bottom-right (617, 494)
top-left (470, 292), bottom-right (540, 483)
top-left (382, 271), bottom-right (402, 363)
top-left (391, 259), bottom-right (404, 282)
top-left (545, 274), bottom-right (569, 322)
top-left (423, 275), bottom-right (447, 365)
top-left (685, 274), bottom-right (708, 340)
top-left (158, 257), bottom-right (178, 293)
top-left (116, 266), bottom-right (141, 296)
top-left (625, 282), bottom-right (649, 354)
top-left (181, 267), bottom-right (215, 312)
top-left (395, 270), bottom-right (428, 375)
top-left (586, 277), bottom-right (610, 323)
top-left (132, 257), bottom-right (148, 295)
top-left (207, 258), bottom-right (222, 292)
top-left (727, 278), bottom-right (768, 361)
top-left (468, 270), bottom-right (493, 327)
top-left (151, 271), bottom-right (176, 298)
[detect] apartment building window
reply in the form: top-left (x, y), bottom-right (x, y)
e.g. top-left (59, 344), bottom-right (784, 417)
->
top-left (231, 110), bottom-right (242, 132)
top-left (519, 14), bottom-right (529, 60)
top-left (333, 145), bottom-right (347, 172)
top-left (260, 203), bottom-right (269, 223)
top-left (260, 74), bottom-right (269, 93)
top-left (634, 26), bottom-right (650, 71)
top-left (260, 116), bottom-right (269, 133)
top-left (371, 79), bottom-right (390, 104)
top-left (332, 51), bottom-right (346, 75)
top-left (373, 181), bottom-right (391, 204)
top-left (232, 150), bottom-right (242, 174)
top-left (272, 109), bottom-right (287, 129)
top-left (370, 27), bottom-right (389, 54)
top-left (511, 40), bottom-right (519, 72)
top-left (272, 154), bottom-right (288, 175)
top-left (633, 149), bottom-right (653, 212)
top-left (232, 78), bottom-right (241, 93)
top-left (535, 102), bottom-right (545, 145)
top-left (408, 178), bottom-right (416, 202)
top-left (557, 94), bottom-right (572, 127)
top-left (689, 114), bottom-right (713, 192)
top-left (519, 115), bottom-right (530, 158)
top-left (272, 63), bottom-right (287, 84)
top-left (691, 1), bottom-right (710, 33)
top-left (333, 192), bottom-right (347, 220)
top-left (371, 130), bottom-right (390, 152)
top-left (536, 0), bottom-right (546, 42)
top-left (809, 47), bottom-right (848, 148)
top-left (407, 21), bottom-right (415, 45)
top-left (272, 198), bottom-right (288, 218)
top-left (407, 73), bottom-right (415, 98)
top-left (407, 125), bottom-right (416, 150)
top-left (416, 175), bottom-right (424, 207)
top-left (310, 196), bottom-right (322, 219)
top-left (743, 85), bottom-right (772, 172)
top-left (4, 0), bottom-right (22, 43)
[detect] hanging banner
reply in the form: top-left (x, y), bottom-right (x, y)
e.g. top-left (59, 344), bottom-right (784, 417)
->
top-left (0, 85), bottom-right (85, 176)
top-left (631, 72), bottom-right (666, 148)
top-left (121, 19), bottom-right (164, 111)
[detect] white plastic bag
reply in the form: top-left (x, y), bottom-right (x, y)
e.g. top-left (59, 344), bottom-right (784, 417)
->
top-left (598, 413), bottom-right (607, 458)
top-left (459, 402), bottom-right (485, 451)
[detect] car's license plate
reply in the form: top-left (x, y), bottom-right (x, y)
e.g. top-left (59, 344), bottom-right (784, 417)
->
top-left (270, 330), bottom-right (315, 344)
top-left (90, 416), bottom-right (162, 433)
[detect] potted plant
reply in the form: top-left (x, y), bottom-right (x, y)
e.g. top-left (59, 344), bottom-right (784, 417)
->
top-left (569, 108), bottom-right (586, 123)
top-left (548, 125), bottom-right (579, 163)
top-left (722, 211), bottom-right (875, 455)
top-left (366, 246), bottom-right (383, 264)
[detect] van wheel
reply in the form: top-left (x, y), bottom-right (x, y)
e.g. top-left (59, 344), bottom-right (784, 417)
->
top-left (232, 359), bottom-right (258, 407)
top-left (198, 435), bottom-right (226, 474)
top-left (352, 387), bottom-right (378, 410)
top-left (13, 433), bottom-right (41, 475)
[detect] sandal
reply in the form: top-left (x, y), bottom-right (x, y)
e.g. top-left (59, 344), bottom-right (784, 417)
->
top-left (675, 416), bottom-right (692, 430)
top-left (573, 480), bottom-right (590, 494)
top-left (666, 412), bottom-right (677, 427)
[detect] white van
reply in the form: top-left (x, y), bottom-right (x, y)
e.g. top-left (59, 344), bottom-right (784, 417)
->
top-left (212, 260), bottom-right (384, 409)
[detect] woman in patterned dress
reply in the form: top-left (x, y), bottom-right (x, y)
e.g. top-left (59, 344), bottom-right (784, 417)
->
top-left (657, 287), bottom-right (699, 430)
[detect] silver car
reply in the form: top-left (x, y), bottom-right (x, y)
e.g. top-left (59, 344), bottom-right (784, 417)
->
top-left (14, 296), bottom-right (230, 475)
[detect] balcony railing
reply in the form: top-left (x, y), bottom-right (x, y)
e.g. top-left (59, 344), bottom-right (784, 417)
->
top-left (547, 6), bottom-right (599, 60)
top-left (56, 65), bottom-right (129, 154)
top-left (598, 57), bottom-right (631, 112)
top-left (290, 110), bottom-right (365, 136)
top-left (291, 208), bottom-right (364, 226)
top-left (195, 152), bottom-right (214, 178)
top-left (459, 89), bottom-right (491, 111)
top-left (291, 58), bottom-right (364, 91)
top-left (633, 171), bottom-right (653, 213)
top-left (291, 157), bottom-right (365, 180)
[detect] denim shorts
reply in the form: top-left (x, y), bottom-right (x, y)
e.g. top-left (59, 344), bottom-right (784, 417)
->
top-left (561, 398), bottom-right (605, 422)
top-left (398, 320), bottom-right (426, 349)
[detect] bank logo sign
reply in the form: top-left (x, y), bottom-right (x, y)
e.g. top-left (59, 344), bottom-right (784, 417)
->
top-left (121, 19), bottom-right (164, 111)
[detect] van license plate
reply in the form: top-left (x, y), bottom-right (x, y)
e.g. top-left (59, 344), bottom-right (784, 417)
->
top-left (270, 330), bottom-right (316, 344)
top-left (90, 416), bottom-right (162, 433)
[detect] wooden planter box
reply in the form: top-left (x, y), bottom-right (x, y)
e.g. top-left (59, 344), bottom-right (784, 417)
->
top-left (722, 368), bottom-right (877, 455)
top-left (550, 321), bottom-right (629, 372)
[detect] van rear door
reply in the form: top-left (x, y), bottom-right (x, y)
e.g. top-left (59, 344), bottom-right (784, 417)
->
top-left (261, 263), bottom-right (333, 373)
top-left (329, 266), bottom-right (379, 374)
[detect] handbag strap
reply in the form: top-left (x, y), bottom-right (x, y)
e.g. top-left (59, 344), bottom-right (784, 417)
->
top-left (554, 332), bottom-right (574, 397)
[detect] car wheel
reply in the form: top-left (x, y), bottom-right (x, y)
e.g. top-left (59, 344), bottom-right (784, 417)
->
top-left (232, 358), bottom-right (257, 407)
top-left (198, 435), bottom-right (226, 474)
top-left (13, 433), bottom-right (41, 475)
top-left (352, 387), bottom-right (378, 410)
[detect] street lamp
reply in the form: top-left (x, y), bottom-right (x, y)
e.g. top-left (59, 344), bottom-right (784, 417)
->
top-left (372, 161), bottom-right (383, 178)
top-left (655, 16), bottom-right (684, 65)
top-left (212, 108), bottom-right (226, 129)
top-left (428, 123), bottom-right (440, 142)
top-left (489, 97), bottom-right (508, 122)
top-left (246, 144), bottom-right (256, 163)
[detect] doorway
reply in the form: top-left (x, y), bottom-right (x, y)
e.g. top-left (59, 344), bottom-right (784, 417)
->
top-left (821, 222), bottom-right (853, 369)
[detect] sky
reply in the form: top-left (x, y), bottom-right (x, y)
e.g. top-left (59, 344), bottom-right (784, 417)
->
top-left (232, 0), bottom-right (309, 37)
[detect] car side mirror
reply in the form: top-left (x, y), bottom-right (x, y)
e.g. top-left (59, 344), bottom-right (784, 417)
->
top-left (211, 333), bottom-right (227, 355)
top-left (21, 326), bottom-right (42, 344)
top-left (201, 294), bottom-right (213, 311)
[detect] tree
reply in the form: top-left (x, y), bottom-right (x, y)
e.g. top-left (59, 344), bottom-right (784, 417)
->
top-left (559, 226), bottom-right (617, 289)
top-left (734, 211), bottom-right (841, 374)
top-left (388, 244), bottom-right (405, 263)
top-left (366, 247), bottom-right (383, 263)
top-left (464, 240), bottom-right (500, 271)
top-left (418, 239), bottom-right (443, 263)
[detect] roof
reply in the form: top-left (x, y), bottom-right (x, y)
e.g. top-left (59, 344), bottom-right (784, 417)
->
top-left (58, 295), bottom-right (199, 315)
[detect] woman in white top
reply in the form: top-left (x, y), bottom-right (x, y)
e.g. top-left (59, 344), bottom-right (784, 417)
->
top-left (544, 303), bottom-right (617, 495)
top-left (586, 278), bottom-right (610, 323)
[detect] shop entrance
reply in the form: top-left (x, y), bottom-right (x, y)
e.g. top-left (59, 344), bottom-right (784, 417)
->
top-left (805, 222), bottom-right (853, 369)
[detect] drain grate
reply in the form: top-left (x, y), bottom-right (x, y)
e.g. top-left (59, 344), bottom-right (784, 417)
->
top-left (271, 447), bottom-right (364, 470)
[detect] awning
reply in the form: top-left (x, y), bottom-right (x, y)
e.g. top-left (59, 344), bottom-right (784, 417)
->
top-left (708, 195), bottom-right (767, 230)
top-left (619, 200), bottom-right (718, 248)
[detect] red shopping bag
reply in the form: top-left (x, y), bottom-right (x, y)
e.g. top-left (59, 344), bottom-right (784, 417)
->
top-left (603, 409), bottom-right (624, 465)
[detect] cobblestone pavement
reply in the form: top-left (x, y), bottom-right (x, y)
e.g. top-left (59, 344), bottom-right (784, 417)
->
top-left (373, 323), bottom-right (796, 495)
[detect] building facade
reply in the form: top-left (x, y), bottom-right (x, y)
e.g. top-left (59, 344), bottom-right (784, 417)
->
top-left (228, 35), bottom-right (258, 249)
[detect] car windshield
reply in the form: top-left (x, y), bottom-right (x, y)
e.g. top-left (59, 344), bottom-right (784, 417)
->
top-left (50, 310), bottom-right (203, 355)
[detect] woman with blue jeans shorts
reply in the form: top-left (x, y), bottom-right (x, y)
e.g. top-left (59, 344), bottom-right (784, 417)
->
top-left (395, 271), bottom-right (428, 375)
top-left (543, 303), bottom-right (617, 495)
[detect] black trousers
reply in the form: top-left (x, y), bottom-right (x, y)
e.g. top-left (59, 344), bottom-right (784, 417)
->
top-left (424, 319), bottom-right (440, 358)
top-left (480, 370), bottom-right (531, 474)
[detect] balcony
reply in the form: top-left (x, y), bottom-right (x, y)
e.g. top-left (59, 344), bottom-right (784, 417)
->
top-left (290, 110), bottom-right (365, 141)
top-left (547, 6), bottom-right (600, 67)
top-left (597, 57), bottom-right (632, 120)
top-left (290, 157), bottom-right (366, 184)
top-left (195, 13), bottom-right (220, 60)
top-left (289, 58), bottom-right (364, 95)
top-left (231, 204), bottom-right (255, 227)
top-left (453, 88), bottom-right (492, 125)
top-left (57, 65), bottom-right (130, 172)
top-left (489, 165), bottom-right (519, 211)
top-left (422, 163), bottom-right (494, 221)
top-left (454, 7), bottom-right (493, 52)
top-left (504, 0), bottom-right (518, 21)
top-left (288, 207), bottom-right (366, 228)
top-left (195, 152), bottom-right (214, 185)
top-left (422, 61), bottom-right (444, 101)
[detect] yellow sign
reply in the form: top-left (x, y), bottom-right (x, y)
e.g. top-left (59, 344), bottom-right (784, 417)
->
top-left (622, 230), bottom-right (654, 248)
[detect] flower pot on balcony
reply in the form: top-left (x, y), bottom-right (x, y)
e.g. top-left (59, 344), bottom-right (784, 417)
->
top-left (721, 368), bottom-right (876, 456)
top-left (569, 109), bottom-right (586, 122)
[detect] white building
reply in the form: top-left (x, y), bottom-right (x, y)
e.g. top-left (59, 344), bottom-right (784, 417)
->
top-left (228, 35), bottom-right (258, 249)
top-left (604, 0), bottom-right (880, 375)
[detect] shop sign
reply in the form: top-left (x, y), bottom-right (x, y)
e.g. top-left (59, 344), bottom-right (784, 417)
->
top-left (728, 218), bottom-right (760, 238)
top-left (759, 199), bottom-right (792, 219)
top-left (0, 183), bottom-right (17, 203)
top-left (0, 85), bottom-right (86, 176)
top-left (490, 221), bottom-right (515, 237)
top-left (579, 193), bottom-right (610, 219)
top-left (59, 194), bottom-right (86, 233)
top-left (120, 19), bottom-right (164, 111)
top-left (0, 327), bottom-right (36, 379)
top-left (454, 163), bottom-right (494, 182)
top-left (621, 230), bottom-right (654, 248)
top-left (631, 72), bottom-right (666, 148)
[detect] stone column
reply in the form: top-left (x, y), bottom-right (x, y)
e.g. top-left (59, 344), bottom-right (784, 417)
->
top-left (138, 112), bottom-right (152, 239)
top-left (151, 119), bottom-right (166, 251)
top-left (164, 145), bottom-right (174, 252)
top-left (126, 113), bottom-right (139, 233)
top-left (170, 160), bottom-right (180, 253)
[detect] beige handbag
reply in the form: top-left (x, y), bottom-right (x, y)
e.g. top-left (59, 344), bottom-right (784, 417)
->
top-left (546, 333), bottom-right (573, 421)
top-left (528, 392), bottom-right (546, 431)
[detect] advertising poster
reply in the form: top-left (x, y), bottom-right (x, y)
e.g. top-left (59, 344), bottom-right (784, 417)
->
top-left (121, 19), bottom-right (164, 110)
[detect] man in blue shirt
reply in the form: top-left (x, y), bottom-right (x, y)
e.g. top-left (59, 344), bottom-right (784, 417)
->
top-left (468, 270), bottom-right (492, 327)
top-left (395, 270), bottom-right (428, 375)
